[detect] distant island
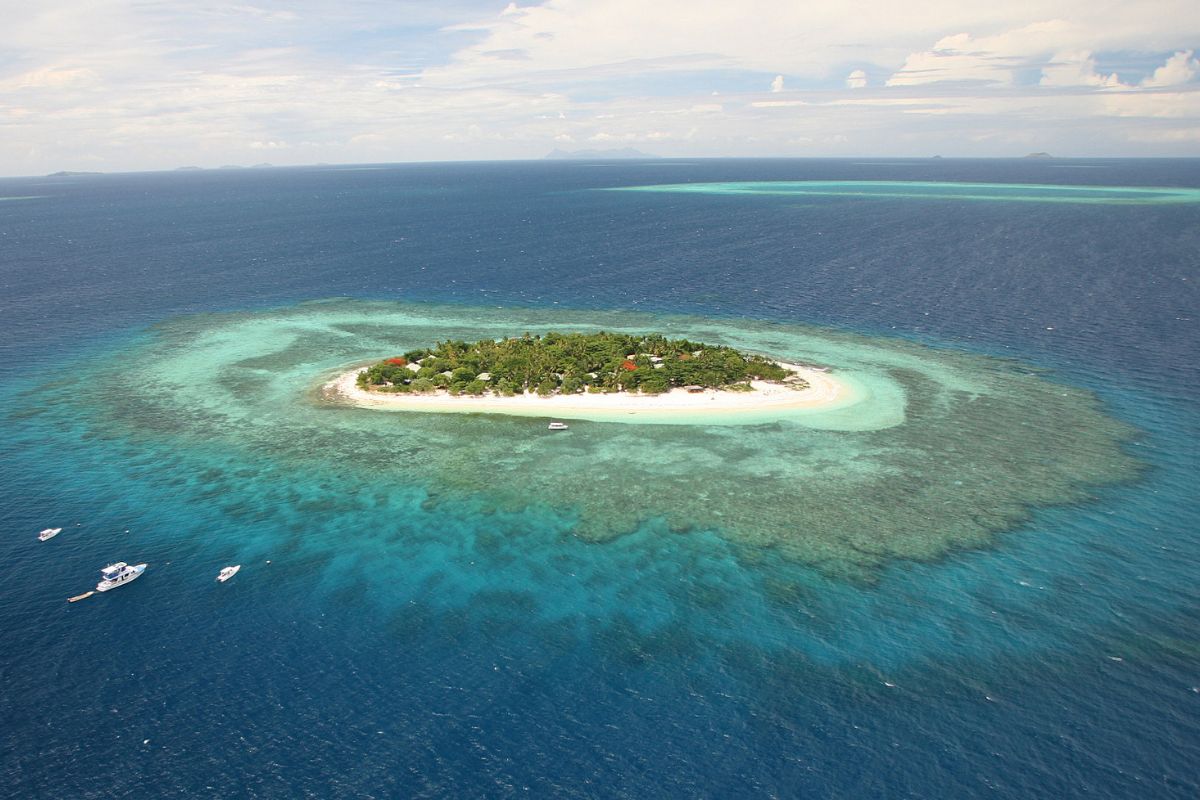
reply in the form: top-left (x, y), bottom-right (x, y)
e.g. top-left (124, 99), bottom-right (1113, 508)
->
top-left (544, 148), bottom-right (659, 160)
top-left (46, 171), bottom-right (103, 177)
top-left (1024, 152), bottom-right (1054, 159)
top-left (356, 332), bottom-right (797, 396)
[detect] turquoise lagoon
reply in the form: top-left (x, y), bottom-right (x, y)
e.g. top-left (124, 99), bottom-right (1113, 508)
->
top-left (44, 299), bottom-right (1139, 582)
top-left (612, 180), bottom-right (1200, 205)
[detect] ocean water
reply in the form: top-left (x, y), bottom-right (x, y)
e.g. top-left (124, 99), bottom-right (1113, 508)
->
top-left (1, 159), bottom-right (1198, 798)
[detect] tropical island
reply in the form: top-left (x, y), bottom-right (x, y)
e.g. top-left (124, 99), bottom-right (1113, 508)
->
top-left (325, 331), bottom-right (850, 422)
top-left (356, 332), bottom-right (799, 396)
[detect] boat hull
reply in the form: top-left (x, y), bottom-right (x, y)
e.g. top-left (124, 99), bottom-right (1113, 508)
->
top-left (96, 564), bottom-right (147, 592)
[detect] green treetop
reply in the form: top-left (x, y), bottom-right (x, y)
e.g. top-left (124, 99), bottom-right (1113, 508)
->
top-left (356, 331), bottom-right (803, 396)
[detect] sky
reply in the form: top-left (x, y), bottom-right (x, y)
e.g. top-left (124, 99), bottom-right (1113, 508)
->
top-left (0, 0), bottom-right (1198, 175)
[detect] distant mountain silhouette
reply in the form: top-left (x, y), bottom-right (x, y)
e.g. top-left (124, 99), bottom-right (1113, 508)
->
top-left (1023, 152), bottom-right (1054, 159)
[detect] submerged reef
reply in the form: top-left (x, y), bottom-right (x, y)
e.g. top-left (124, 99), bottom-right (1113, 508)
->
top-left (611, 181), bottom-right (1200, 206)
top-left (67, 299), bottom-right (1139, 580)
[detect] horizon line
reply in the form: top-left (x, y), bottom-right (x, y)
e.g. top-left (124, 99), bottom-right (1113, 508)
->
top-left (7, 154), bottom-right (1200, 181)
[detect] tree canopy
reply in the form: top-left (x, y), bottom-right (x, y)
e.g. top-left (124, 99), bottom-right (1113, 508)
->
top-left (356, 331), bottom-right (799, 396)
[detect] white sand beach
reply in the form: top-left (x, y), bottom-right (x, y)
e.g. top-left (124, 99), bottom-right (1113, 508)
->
top-left (323, 361), bottom-right (852, 421)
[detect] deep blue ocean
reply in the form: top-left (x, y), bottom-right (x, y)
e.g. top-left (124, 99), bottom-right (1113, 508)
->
top-left (2, 159), bottom-right (1197, 798)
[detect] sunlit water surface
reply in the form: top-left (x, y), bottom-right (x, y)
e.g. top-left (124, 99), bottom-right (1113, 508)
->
top-left (1, 161), bottom-right (1197, 798)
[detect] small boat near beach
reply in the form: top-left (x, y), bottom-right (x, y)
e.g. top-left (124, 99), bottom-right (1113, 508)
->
top-left (547, 421), bottom-right (569, 430)
top-left (38, 528), bottom-right (62, 541)
top-left (96, 562), bottom-right (147, 592)
top-left (216, 565), bottom-right (241, 583)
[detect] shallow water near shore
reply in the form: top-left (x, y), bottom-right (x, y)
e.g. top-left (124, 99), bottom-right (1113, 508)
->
top-left (2, 160), bottom-right (1198, 798)
top-left (35, 298), bottom-right (1140, 578)
top-left (615, 180), bottom-right (1200, 205)
top-left (324, 358), bottom-right (862, 426)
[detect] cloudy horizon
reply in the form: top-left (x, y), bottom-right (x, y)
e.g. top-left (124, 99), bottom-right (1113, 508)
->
top-left (1, 0), bottom-right (1198, 176)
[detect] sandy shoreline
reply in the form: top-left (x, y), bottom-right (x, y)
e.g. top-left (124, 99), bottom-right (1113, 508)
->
top-left (322, 361), bottom-right (852, 420)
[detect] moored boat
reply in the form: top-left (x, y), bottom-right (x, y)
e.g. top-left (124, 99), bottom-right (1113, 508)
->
top-left (95, 562), bottom-right (147, 592)
top-left (216, 565), bottom-right (241, 582)
top-left (38, 528), bottom-right (62, 541)
top-left (547, 421), bottom-right (569, 430)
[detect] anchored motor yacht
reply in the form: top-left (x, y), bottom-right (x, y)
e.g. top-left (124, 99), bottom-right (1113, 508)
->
top-left (95, 562), bottom-right (147, 592)
top-left (38, 528), bottom-right (62, 541)
top-left (216, 565), bottom-right (241, 582)
top-left (547, 421), bottom-right (569, 430)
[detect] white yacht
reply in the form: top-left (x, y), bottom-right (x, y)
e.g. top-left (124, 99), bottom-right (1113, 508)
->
top-left (216, 565), bottom-right (241, 583)
top-left (38, 527), bottom-right (62, 541)
top-left (95, 562), bottom-right (147, 592)
top-left (547, 421), bottom-right (569, 430)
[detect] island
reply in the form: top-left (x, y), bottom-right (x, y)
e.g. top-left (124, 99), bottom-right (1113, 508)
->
top-left (326, 331), bottom-right (850, 420)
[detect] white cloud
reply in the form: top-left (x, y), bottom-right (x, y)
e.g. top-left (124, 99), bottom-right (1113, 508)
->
top-left (2, 0), bottom-right (1200, 173)
top-left (751, 100), bottom-right (807, 108)
top-left (1142, 50), bottom-right (1199, 87)
top-left (1040, 50), bottom-right (1123, 87)
top-left (427, 1), bottom-right (1073, 89)
top-left (884, 16), bottom-right (1200, 89)
top-left (887, 21), bottom-right (1079, 87)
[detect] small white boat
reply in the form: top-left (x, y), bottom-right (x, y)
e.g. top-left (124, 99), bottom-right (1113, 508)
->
top-left (95, 562), bottom-right (147, 592)
top-left (216, 565), bottom-right (241, 583)
top-left (38, 527), bottom-right (62, 542)
top-left (547, 421), bottom-right (569, 430)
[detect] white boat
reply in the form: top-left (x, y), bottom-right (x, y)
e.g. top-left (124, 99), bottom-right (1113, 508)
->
top-left (95, 562), bottom-right (147, 592)
top-left (38, 527), bottom-right (62, 541)
top-left (547, 421), bottom-right (569, 430)
top-left (216, 565), bottom-right (241, 582)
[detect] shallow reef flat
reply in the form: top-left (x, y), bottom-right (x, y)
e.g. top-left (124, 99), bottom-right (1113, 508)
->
top-left (612, 180), bottom-right (1200, 205)
top-left (65, 299), bottom-right (1140, 579)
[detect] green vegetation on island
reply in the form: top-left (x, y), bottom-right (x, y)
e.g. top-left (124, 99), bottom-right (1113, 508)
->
top-left (355, 332), bottom-right (801, 396)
